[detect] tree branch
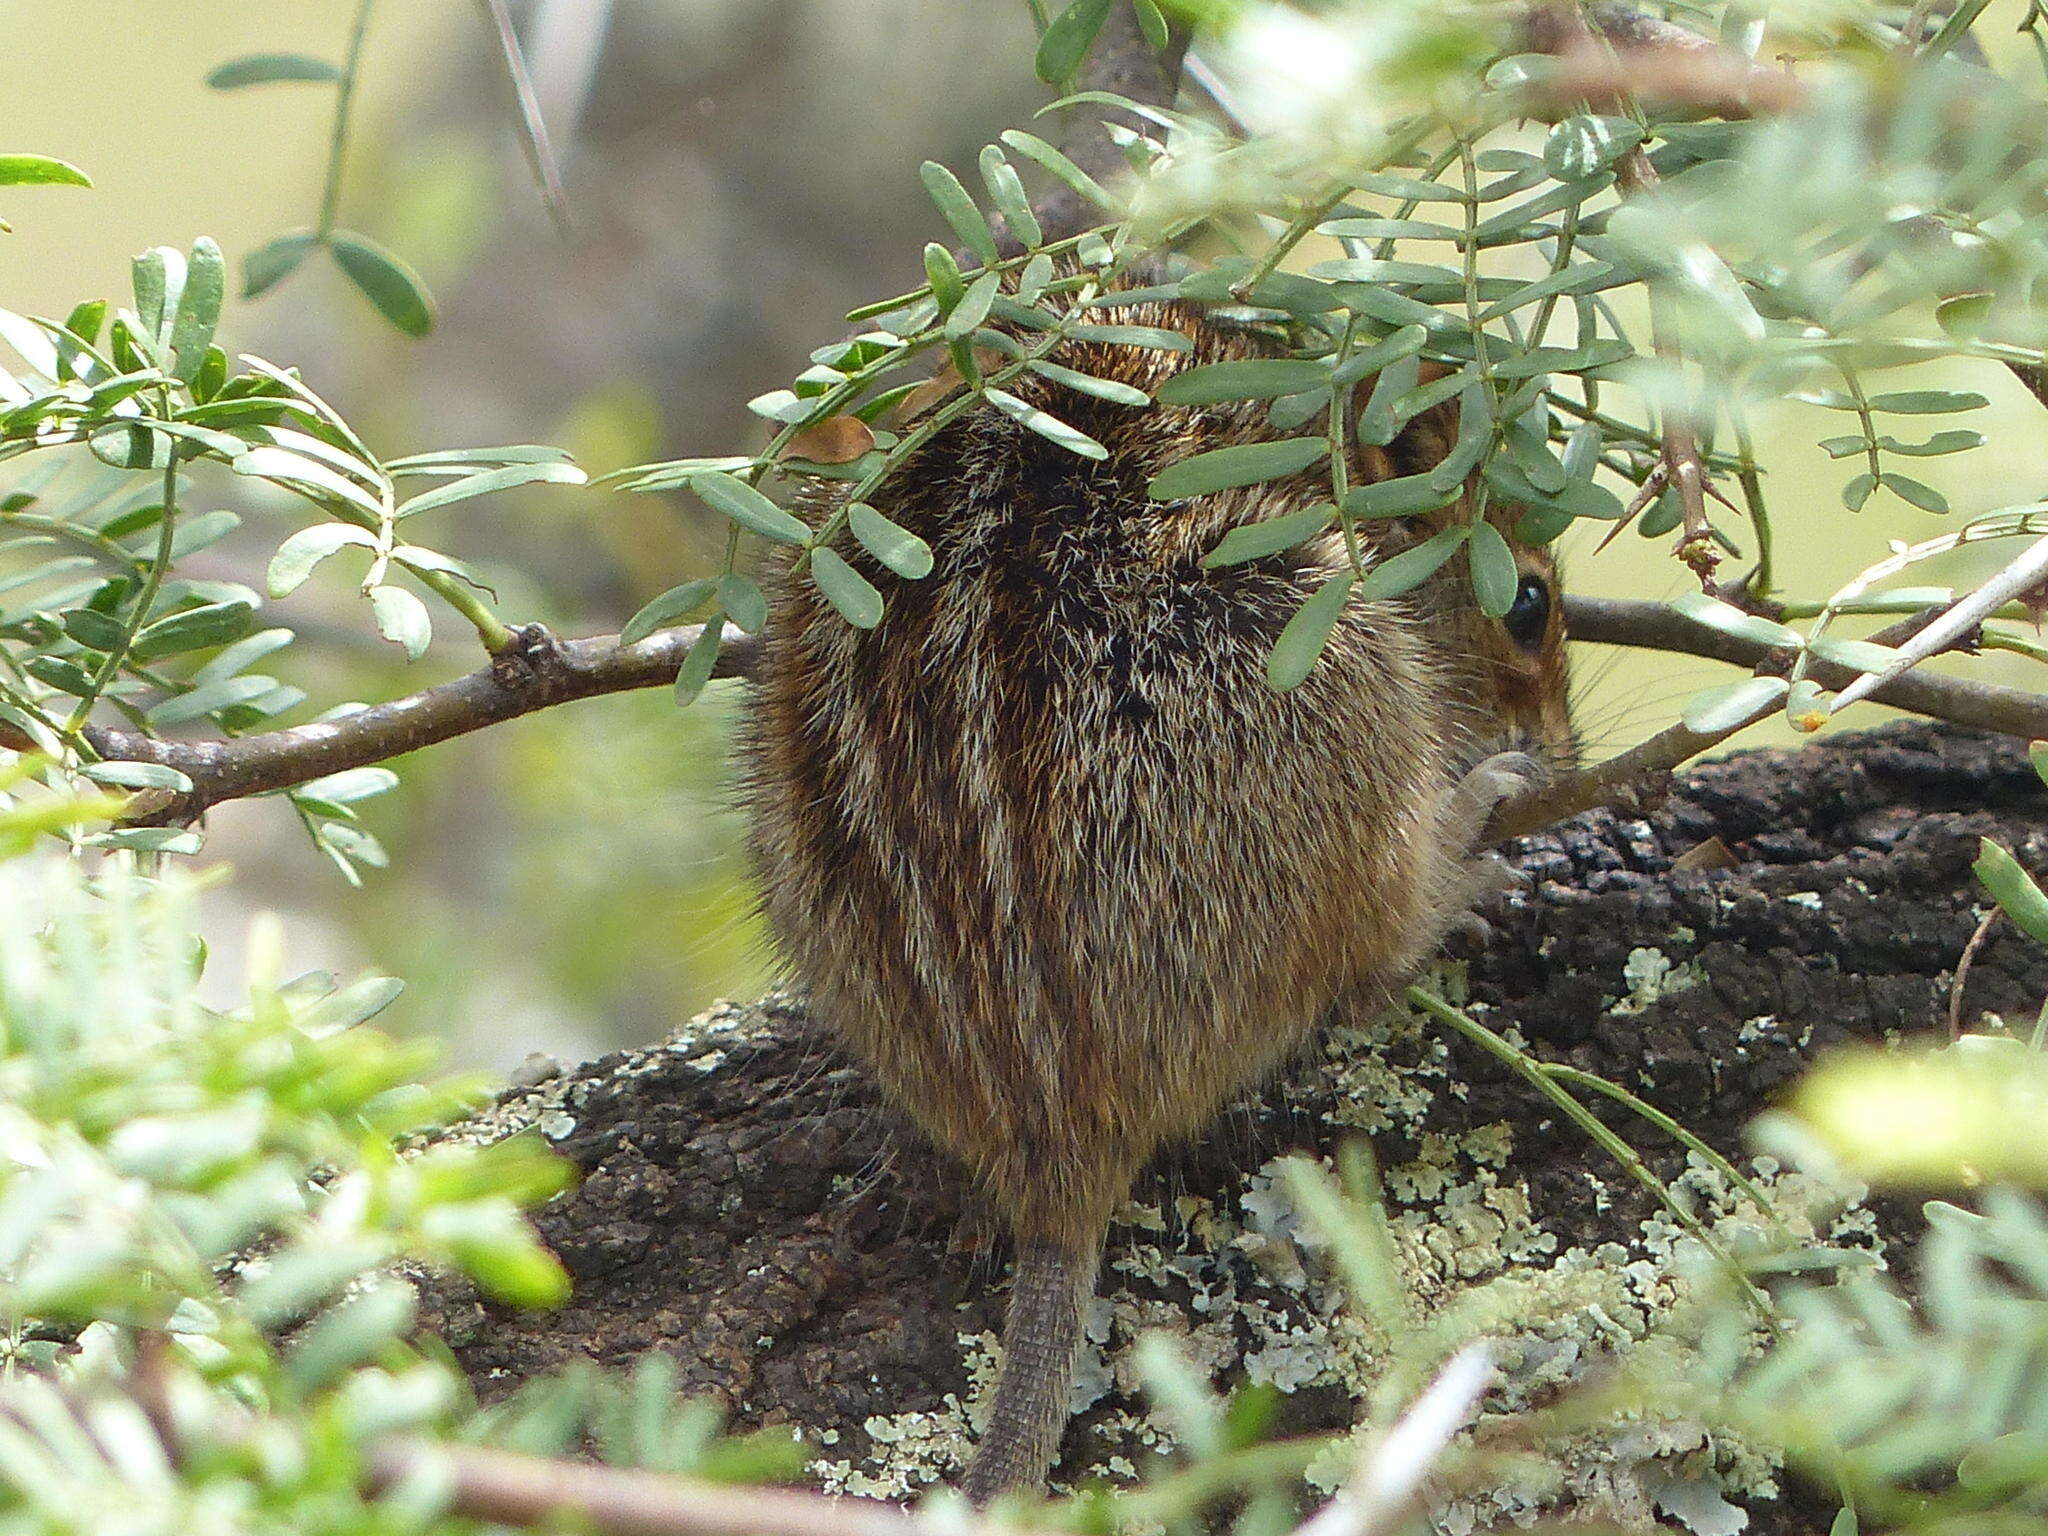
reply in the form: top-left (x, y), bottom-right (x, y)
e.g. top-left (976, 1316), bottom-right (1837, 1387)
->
top-left (52, 623), bottom-right (760, 825)
top-left (5, 592), bottom-right (2038, 841)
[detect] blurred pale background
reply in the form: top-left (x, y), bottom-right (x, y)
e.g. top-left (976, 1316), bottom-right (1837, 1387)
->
top-left (4, 0), bottom-right (2044, 1068)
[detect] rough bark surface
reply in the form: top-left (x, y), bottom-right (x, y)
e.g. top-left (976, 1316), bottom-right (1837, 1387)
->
top-left (418, 722), bottom-right (2048, 1530)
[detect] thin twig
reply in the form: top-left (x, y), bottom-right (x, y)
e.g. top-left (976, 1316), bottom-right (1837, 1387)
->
top-left (475, 0), bottom-right (574, 237)
top-left (1949, 905), bottom-right (2003, 1041)
top-left (364, 1436), bottom-right (1057, 1536)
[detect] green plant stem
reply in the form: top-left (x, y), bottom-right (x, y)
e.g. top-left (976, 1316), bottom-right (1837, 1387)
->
top-left (1540, 1063), bottom-right (1796, 1243)
top-left (317, 0), bottom-right (379, 241)
top-left (1327, 316), bottom-right (1367, 576)
top-left (1732, 414), bottom-right (1773, 597)
top-left (1404, 985), bottom-right (1777, 1319)
top-left (420, 568), bottom-right (514, 653)
top-left (65, 434), bottom-right (179, 737)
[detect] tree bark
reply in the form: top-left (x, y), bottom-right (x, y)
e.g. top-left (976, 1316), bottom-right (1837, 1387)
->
top-left (417, 722), bottom-right (2048, 1532)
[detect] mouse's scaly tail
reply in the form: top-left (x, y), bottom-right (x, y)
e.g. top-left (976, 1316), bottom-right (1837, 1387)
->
top-left (960, 1238), bottom-right (1099, 1502)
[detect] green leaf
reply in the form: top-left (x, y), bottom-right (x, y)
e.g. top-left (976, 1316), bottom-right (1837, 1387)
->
top-left (424, 1204), bottom-right (571, 1309)
top-left (1357, 524), bottom-right (1469, 600)
top-left (0, 155), bottom-right (91, 189)
top-left (329, 231), bottom-right (436, 337)
top-left (1036, 0), bottom-right (1115, 85)
top-left (23, 654), bottom-right (98, 697)
top-left (1133, 0), bottom-right (1170, 48)
top-left (1865, 389), bottom-right (1987, 414)
top-left (922, 242), bottom-right (965, 314)
top-left (133, 600), bottom-right (255, 660)
top-left (1017, 251), bottom-right (1054, 306)
top-left (86, 826), bottom-right (203, 854)
top-left (170, 509), bottom-right (244, 559)
top-left (206, 53), bottom-right (344, 88)
top-left (1156, 359), bottom-right (1330, 405)
top-left (1543, 114), bottom-right (1644, 180)
top-left (369, 584), bottom-right (431, 660)
top-left (391, 444), bottom-right (576, 474)
top-left (718, 573), bottom-right (767, 634)
top-left (1468, 519), bottom-right (1518, 618)
top-left (810, 547), bottom-right (884, 627)
top-left (979, 147), bottom-right (1042, 248)
top-left (1267, 575), bottom-right (1353, 691)
top-left (267, 523), bottom-right (375, 597)
top-left (1877, 430), bottom-right (1985, 457)
top-left (1882, 473), bottom-right (1949, 514)
top-left (1842, 471), bottom-right (1878, 512)
top-left (62, 299), bottom-right (106, 344)
top-left (1330, 324), bottom-right (1430, 389)
top-left (1065, 322), bottom-right (1191, 352)
top-left (147, 673), bottom-right (275, 727)
top-left (849, 502), bottom-right (934, 579)
top-left (690, 472), bottom-right (810, 545)
top-left (243, 231), bottom-right (319, 299)
top-left (234, 446), bottom-right (387, 522)
top-left (1680, 674), bottom-right (1788, 734)
top-left (1671, 591), bottom-right (1801, 647)
top-left (1203, 504), bottom-right (1333, 568)
top-left (1147, 436), bottom-right (1327, 500)
top-left (1026, 359), bottom-right (1149, 406)
top-left (1935, 293), bottom-right (1992, 339)
top-left (61, 608), bottom-right (129, 653)
top-left (169, 237), bottom-right (226, 385)
top-left (81, 760), bottom-right (194, 793)
top-left (999, 129), bottom-right (1118, 214)
top-left (919, 162), bottom-right (998, 267)
top-left (298, 767), bottom-right (398, 805)
top-left (1476, 262), bottom-right (1623, 322)
top-left (944, 270), bottom-right (1000, 343)
top-left (135, 245), bottom-right (187, 344)
top-left (674, 617), bottom-right (723, 705)
top-left (984, 387), bottom-right (1109, 460)
top-left (1341, 474), bottom-right (1457, 519)
top-left (395, 460), bottom-right (586, 518)
top-left (1976, 838), bottom-right (2048, 946)
top-left (620, 579), bottom-right (716, 646)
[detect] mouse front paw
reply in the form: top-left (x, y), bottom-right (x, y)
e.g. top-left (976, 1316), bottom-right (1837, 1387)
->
top-left (1446, 750), bottom-right (1543, 853)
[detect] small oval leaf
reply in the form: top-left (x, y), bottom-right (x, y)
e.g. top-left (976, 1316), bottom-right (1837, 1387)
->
top-left (811, 547), bottom-right (885, 628)
top-left (620, 578), bottom-right (717, 646)
top-left (368, 584), bottom-right (431, 661)
top-left (329, 231), bottom-right (436, 337)
top-left (690, 472), bottom-right (811, 545)
top-left (1148, 437), bottom-right (1328, 501)
top-left (849, 502), bottom-right (935, 579)
top-left (1267, 575), bottom-right (1353, 692)
top-left (206, 53), bottom-right (344, 88)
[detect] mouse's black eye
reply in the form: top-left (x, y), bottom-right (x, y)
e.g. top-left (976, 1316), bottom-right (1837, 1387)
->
top-left (1504, 575), bottom-right (1551, 651)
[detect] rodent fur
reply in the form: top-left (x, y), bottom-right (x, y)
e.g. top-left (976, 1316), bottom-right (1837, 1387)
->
top-left (741, 299), bottom-right (1574, 1498)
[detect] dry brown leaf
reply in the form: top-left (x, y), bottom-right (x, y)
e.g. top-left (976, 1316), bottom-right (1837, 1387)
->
top-left (782, 416), bottom-right (876, 465)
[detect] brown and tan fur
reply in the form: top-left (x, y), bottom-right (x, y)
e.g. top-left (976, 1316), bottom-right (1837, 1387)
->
top-left (741, 301), bottom-right (1573, 1500)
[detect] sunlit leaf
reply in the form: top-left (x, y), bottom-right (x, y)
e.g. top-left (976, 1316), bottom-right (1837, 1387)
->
top-left (369, 583), bottom-right (431, 660)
